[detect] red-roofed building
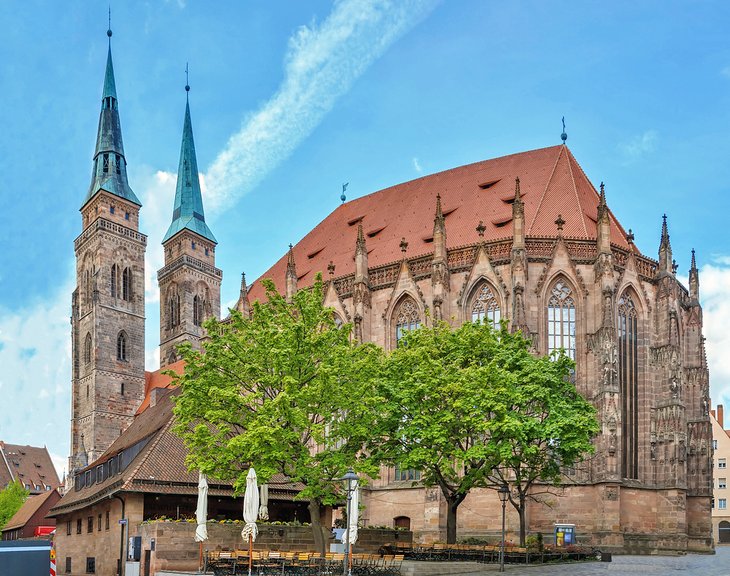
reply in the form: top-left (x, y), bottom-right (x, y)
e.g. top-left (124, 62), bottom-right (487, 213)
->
top-left (0, 442), bottom-right (61, 495)
top-left (58, 36), bottom-right (711, 574)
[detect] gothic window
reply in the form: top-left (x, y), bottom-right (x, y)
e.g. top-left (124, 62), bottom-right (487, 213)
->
top-left (619, 291), bottom-right (639, 479)
top-left (110, 264), bottom-right (118, 298)
top-left (116, 332), bottom-right (127, 362)
top-left (547, 279), bottom-right (575, 359)
top-left (193, 295), bottom-right (204, 327)
top-left (103, 153), bottom-right (109, 174)
top-left (394, 296), bottom-right (421, 345)
top-left (167, 290), bottom-right (180, 330)
top-left (470, 282), bottom-right (501, 328)
top-left (333, 314), bottom-right (344, 328)
top-left (84, 333), bottom-right (92, 365)
top-left (122, 267), bottom-right (131, 302)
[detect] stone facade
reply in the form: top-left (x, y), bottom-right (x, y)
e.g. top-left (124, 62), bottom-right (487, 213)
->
top-left (70, 190), bottom-right (147, 471)
top-left (158, 229), bottom-right (221, 367)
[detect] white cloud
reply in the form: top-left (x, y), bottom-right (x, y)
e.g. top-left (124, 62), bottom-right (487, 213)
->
top-left (619, 130), bottom-right (657, 161)
top-left (0, 275), bottom-right (74, 468)
top-left (697, 260), bottom-right (730, 409)
top-left (413, 157), bottom-right (423, 173)
top-left (205, 0), bottom-right (439, 213)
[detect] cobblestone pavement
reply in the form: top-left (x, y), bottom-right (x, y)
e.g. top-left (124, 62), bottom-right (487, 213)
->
top-left (477, 545), bottom-right (730, 575)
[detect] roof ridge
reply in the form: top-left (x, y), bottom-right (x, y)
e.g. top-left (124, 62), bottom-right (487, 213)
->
top-left (564, 148), bottom-right (590, 237)
top-left (527, 146), bottom-right (564, 234)
top-left (122, 408), bottom-right (176, 490)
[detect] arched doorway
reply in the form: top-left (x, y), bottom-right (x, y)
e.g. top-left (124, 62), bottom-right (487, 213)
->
top-left (394, 516), bottom-right (411, 530)
top-left (719, 521), bottom-right (730, 543)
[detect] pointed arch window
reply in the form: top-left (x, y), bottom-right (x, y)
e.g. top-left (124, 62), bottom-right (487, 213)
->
top-left (116, 332), bottom-right (127, 362)
top-left (394, 297), bottom-right (421, 345)
top-left (110, 264), bottom-right (118, 298)
top-left (121, 267), bottom-right (131, 302)
top-left (84, 333), bottom-right (92, 365)
top-left (619, 292), bottom-right (639, 479)
top-left (167, 289), bottom-right (180, 330)
top-left (193, 295), bottom-right (204, 327)
top-left (471, 282), bottom-right (501, 328)
top-left (547, 280), bottom-right (575, 359)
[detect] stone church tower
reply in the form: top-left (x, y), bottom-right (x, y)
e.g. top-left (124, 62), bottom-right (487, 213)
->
top-left (158, 86), bottom-right (221, 367)
top-left (69, 31), bottom-right (146, 477)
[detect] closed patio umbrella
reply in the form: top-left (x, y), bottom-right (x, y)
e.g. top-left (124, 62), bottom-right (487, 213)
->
top-left (195, 471), bottom-right (209, 571)
top-left (242, 468), bottom-right (260, 576)
top-left (259, 483), bottom-right (269, 521)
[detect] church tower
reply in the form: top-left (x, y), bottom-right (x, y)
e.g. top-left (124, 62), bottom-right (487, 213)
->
top-left (69, 29), bottom-right (146, 477)
top-left (158, 84), bottom-right (221, 367)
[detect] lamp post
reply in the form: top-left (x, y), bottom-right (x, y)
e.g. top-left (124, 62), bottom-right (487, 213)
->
top-left (341, 469), bottom-right (358, 576)
top-left (498, 484), bottom-right (509, 573)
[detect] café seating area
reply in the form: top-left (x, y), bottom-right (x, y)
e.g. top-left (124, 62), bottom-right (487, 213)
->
top-left (205, 550), bottom-right (405, 576)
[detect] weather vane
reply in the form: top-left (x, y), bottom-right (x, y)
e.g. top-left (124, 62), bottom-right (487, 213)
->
top-left (340, 182), bottom-right (349, 203)
top-left (185, 62), bottom-right (190, 93)
top-left (561, 116), bottom-right (567, 143)
top-left (107, 6), bottom-right (112, 39)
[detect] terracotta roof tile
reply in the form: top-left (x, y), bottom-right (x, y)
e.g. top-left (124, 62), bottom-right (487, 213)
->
top-left (247, 145), bottom-right (633, 302)
top-left (138, 359), bottom-right (186, 414)
top-left (2, 489), bottom-right (61, 532)
top-left (0, 442), bottom-right (61, 494)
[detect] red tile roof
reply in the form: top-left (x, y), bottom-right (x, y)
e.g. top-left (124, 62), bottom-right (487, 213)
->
top-left (138, 359), bottom-right (186, 414)
top-left (1, 489), bottom-right (61, 532)
top-left (247, 145), bottom-right (632, 302)
top-left (0, 442), bottom-right (60, 494)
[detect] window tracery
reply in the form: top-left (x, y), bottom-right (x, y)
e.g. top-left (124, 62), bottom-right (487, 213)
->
top-left (547, 279), bottom-right (575, 359)
top-left (619, 291), bottom-right (639, 479)
top-left (471, 282), bottom-right (501, 328)
top-left (394, 297), bottom-right (420, 345)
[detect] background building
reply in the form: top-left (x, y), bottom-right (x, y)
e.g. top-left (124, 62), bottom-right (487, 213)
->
top-left (711, 405), bottom-right (730, 544)
top-left (0, 442), bottom-right (60, 495)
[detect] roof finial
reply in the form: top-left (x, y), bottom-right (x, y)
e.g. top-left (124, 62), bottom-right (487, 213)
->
top-left (476, 220), bottom-right (486, 238)
top-left (107, 6), bottom-right (112, 41)
top-left (185, 62), bottom-right (190, 97)
top-left (328, 261), bottom-right (336, 277)
top-left (555, 214), bottom-right (565, 232)
top-left (341, 182), bottom-right (348, 204)
top-left (400, 237), bottom-right (409, 254)
top-left (691, 248), bottom-right (697, 270)
top-left (561, 116), bottom-right (567, 143)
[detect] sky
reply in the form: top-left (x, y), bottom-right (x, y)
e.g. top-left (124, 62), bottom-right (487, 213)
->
top-left (1, 0), bottom-right (729, 480)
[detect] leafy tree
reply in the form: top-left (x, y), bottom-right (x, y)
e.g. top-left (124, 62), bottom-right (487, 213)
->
top-left (172, 276), bottom-right (382, 554)
top-left (481, 342), bottom-right (599, 545)
top-left (0, 480), bottom-right (29, 530)
top-left (372, 320), bottom-right (518, 543)
top-left (372, 321), bottom-right (598, 545)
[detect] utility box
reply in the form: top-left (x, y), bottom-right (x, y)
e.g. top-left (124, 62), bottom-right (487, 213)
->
top-left (554, 523), bottom-right (576, 547)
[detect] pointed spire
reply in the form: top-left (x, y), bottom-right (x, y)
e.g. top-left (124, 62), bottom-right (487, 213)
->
top-left (162, 81), bottom-right (216, 244)
top-left (83, 28), bottom-right (140, 208)
top-left (285, 244), bottom-right (297, 301)
top-left (355, 224), bottom-right (369, 284)
top-left (658, 214), bottom-right (673, 274)
top-left (236, 272), bottom-right (251, 316)
top-left (689, 249), bottom-right (699, 301)
top-left (511, 177), bottom-right (525, 250)
top-left (596, 182), bottom-right (611, 255)
top-left (432, 194), bottom-right (447, 264)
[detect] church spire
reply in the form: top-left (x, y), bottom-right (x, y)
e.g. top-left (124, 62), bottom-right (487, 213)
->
top-left (162, 83), bottom-right (216, 244)
top-left (689, 249), bottom-right (699, 302)
top-left (658, 214), bottom-right (673, 275)
top-left (84, 27), bottom-right (140, 208)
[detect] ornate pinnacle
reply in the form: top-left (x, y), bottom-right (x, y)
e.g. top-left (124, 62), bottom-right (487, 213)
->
top-left (691, 248), bottom-right (697, 271)
top-left (672, 259), bottom-right (678, 274)
top-left (514, 177), bottom-right (521, 201)
top-left (400, 237), bottom-right (409, 254)
top-left (240, 272), bottom-right (248, 295)
top-left (356, 223), bottom-right (366, 255)
top-left (599, 182), bottom-right (606, 207)
top-left (286, 244), bottom-right (296, 275)
top-left (476, 221), bottom-right (486, 238)
top-left (435, 193), bottom-right (443, 219)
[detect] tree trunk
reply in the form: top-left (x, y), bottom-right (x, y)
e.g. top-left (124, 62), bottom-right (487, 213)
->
top-left (308, 499), bottom-right (329, 556)
top-left (444, 494), bottom-right (466, 544)
top-left (517, 499), bottom-right (526, 546)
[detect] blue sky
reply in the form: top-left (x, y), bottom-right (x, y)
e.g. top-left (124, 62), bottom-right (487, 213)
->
top-left (1, 0), bottom-right (730, 477)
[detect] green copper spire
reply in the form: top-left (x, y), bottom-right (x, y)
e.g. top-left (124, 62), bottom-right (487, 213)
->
top-left (162, 87), bottom-right (216, 244)
top-left (83, 29), bottom-right (140, 208)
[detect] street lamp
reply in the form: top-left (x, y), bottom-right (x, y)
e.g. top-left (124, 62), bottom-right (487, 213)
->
top-left (498, 484), bottom-right (509, 573)
top-left (341, 468), bottom-right (359, 576)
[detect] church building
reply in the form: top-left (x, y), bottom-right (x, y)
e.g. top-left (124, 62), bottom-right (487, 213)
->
top-left (52, 28), bottom-right (712, 575)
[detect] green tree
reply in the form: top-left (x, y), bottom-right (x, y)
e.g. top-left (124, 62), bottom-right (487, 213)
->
top-left (372, 320), bottom-right (518, 544)
top-left (0, 480), bottom-right (29, 530)
top-left (172, 276), bottom-right (381, 554)
top-left (482, 343), bottom-right (599, 545)
top-left (373, 321), bottom-right (598, 545)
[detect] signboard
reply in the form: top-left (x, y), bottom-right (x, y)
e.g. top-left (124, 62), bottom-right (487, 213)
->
top-left (554, 523), bottom-right (576, 547)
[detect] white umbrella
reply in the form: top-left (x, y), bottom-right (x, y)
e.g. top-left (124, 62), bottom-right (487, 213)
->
top-left (348, 481), bottom-right (360, 546)
top-left (259, 483), bottom-right (269, 521)
top-left (194, 471), bottom-right (209, 542)
top-left (241, 468), bottom-right (260, 576)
